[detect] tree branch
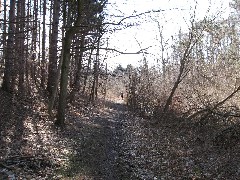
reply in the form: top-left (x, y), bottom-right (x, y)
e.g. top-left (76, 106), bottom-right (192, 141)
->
top-left (188, 85), bottom-right (240, 120)
top-left (75, 45), bottom-right (152, 55)
top-left (104, 8), bottom-right (186, 26)
top-left (99, 46), bottom-right (152, 54)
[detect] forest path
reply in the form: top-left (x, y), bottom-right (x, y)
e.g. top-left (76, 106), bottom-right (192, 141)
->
top-left (94, 99), bottom-right (129, 179)
top-left (62, 98), bottom-right (132, 179)
top-left (0, 90), bottom-right (134, 179)
top-left (1, 90), bottom-right (240, 179)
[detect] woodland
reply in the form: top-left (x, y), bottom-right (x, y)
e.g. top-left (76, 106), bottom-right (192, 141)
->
top-left (1, 0), bottom-right (240, 179)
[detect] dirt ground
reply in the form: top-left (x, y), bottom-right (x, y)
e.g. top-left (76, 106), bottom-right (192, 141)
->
top-left (1, 90), bottom-right (240, 179)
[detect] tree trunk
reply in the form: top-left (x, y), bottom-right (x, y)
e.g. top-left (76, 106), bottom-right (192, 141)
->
top-left (47, 0), bottom-right (60, 96)
top-left (25, 0), bottom-right (30, 94)
top-left (31, 0), bottom-right (38, 84)
top-left (2, 0), bottom-right (16, 93)
top-left (1, 0), bottom-right (7, 77)
top-left (41, 0), bottom-right (46, 88)
top-left (161, 28), bottom-right (196, 118)
top-left (82, 47), bottom-right (94, 94)
top-left (69, 34), bottom-right (85, 102)
top-left (94, 41), bottom-right (100, 99)
top-left (17, 0), bottom-right (26, 95)
top-left (55, 29), bottom-right (74, 126)
top-left (55, 0), bottom-right (85, 126)
top-left (48, 0), bottom-right (66, 121)
top-left (89, 39), bottom-right (100, 102)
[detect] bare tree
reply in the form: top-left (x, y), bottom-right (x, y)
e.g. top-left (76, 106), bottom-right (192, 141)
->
top-left (162, 23), bottom-right (198, 116)
top-left (47, 0), bottom-right (60, 96)
top-left (41, 0), bottom-right (47, 88)
top-left (55, 0), bottom-right (107, 126)
top-left (16, 0), bottom-right (26, 95)
top-left (2, 0), bottom-right (16, 93)
top-left (55, 0), bottom-right (84, 126)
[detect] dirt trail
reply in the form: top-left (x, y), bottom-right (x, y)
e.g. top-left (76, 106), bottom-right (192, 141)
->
top-left (59, 98), bottom-right (133, 179)
top-left (0, 93), bottom-right (151, 179)
top-left (0, 94), bottom-right (133, 179)
top-left (83, 99), bottom-right (131, 179)
top-left (2, 91), bottom-right (240, 179)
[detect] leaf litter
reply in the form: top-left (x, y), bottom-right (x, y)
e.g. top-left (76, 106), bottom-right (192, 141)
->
top-left (1, 90), bottom-right (240, 179)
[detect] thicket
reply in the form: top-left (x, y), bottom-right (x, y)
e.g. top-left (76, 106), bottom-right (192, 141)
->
top-left (126, 16), bottom-right (240, 129)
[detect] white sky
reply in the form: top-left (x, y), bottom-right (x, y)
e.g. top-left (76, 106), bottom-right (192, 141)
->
top-left (104, 0), bottom-right (232, 69)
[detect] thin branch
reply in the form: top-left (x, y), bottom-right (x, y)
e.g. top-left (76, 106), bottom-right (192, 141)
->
top-left (188, 85), bottom-right (240, 120)
top-left (99, 46), bottom-right (152, 54)
top-left (75, 45), bottom-right (152, 55)
top-left (104, 8), bottom-right (187, 26)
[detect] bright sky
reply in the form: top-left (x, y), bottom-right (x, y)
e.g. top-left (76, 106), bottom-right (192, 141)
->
top-left (104, 0), bottom-right (232, 69)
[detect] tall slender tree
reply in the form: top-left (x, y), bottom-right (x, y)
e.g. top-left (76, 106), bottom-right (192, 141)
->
top-left (55, 0), bottom-right (107, 126)
top-left (47, 0), bottom-right (60, 96)
top-left (55, 0), bottom-right (84, 126)
top-left (69, 34), bottom-right (85, 102)
top-left (41, 0), bottom-right (47, 88)
top-left (17, 0), bottom-right (26, 95)
top-left (1, 0), bottom-right (7, 75)
top-left (2, 0), bottom-right (16, 93)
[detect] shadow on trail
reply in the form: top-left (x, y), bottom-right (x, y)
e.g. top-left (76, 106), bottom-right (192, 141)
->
top-left (0, 90), bottom-right (132, 179)
top-left (0, 90), bottom-right (56, 179)
top-left (104, 100), bottom-right (127, 112)
top-left (58, 99), bottom-right (132, 179)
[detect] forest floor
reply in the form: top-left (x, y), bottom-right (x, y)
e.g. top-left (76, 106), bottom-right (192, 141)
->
top-left (1, 89), bottom-right (240, 179)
